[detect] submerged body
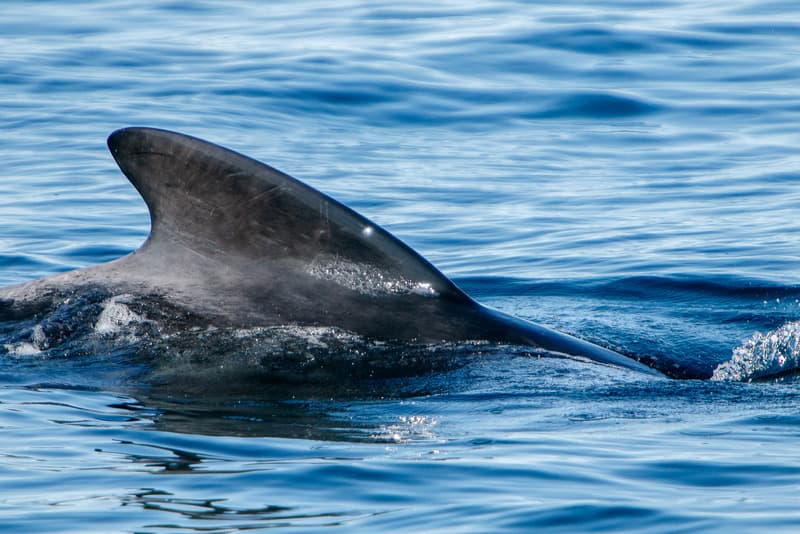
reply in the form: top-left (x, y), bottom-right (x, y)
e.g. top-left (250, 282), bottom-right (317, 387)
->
top-left (0, 128), bottom-right (666, 379)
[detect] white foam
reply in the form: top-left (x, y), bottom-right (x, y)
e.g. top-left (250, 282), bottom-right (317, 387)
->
top-left (95, 295), bottom-right (144, 335)
top-left (3, 324), bottom-right (47, 357)
top-left (712, 321), bottom-right (800, 382)
top-left (3, 342), bottom-right (42, 357)
top-left (232, 325), bottom-right (361, 347)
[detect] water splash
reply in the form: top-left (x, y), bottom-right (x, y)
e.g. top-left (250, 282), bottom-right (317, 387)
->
top-left (306, 255), bottom-right (438, 297)
top-left (712, 321), bottom-right (800, 382)
top-left (372, 415), bottom-right (440, 444)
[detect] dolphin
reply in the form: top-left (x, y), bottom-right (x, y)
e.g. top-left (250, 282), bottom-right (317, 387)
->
top-left (0, 127), bottom-right (661, 378)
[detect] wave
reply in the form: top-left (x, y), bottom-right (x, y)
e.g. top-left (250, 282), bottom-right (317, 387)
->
top-left (457, 274), bottom-right (800, 302)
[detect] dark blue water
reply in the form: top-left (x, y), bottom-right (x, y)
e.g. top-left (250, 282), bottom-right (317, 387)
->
top-left (2, 1), bottom-right (800, 531)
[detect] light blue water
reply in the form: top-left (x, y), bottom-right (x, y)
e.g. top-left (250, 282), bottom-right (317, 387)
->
top-left (2, 0), bottom-right (800, 531)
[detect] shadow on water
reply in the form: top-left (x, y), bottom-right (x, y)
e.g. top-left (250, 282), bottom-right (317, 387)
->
top-left (124, 367), bottom-right (472, 441)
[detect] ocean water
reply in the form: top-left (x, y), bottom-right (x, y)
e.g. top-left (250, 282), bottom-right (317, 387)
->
top-left (2, 0), bottom-right (800, 531)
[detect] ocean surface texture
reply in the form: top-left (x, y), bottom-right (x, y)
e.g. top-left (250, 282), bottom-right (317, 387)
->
top-left (2, 1), bottom-right (800, 532)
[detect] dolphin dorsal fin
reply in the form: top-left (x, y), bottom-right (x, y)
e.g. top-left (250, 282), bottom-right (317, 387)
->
top-left (107, 127), bottom-right (468, 301)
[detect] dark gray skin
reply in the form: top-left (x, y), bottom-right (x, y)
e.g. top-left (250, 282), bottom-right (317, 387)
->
top-left (0, 127), bottom-right (661, 377)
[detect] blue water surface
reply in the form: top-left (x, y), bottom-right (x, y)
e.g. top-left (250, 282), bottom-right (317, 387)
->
top-left (2, 0), bottom-right (800, 532)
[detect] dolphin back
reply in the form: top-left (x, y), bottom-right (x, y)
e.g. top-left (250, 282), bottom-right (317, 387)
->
top-left (107, 128), bottom-right (662, 376)
top-left (0, 128), bottom-right (664, 381)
